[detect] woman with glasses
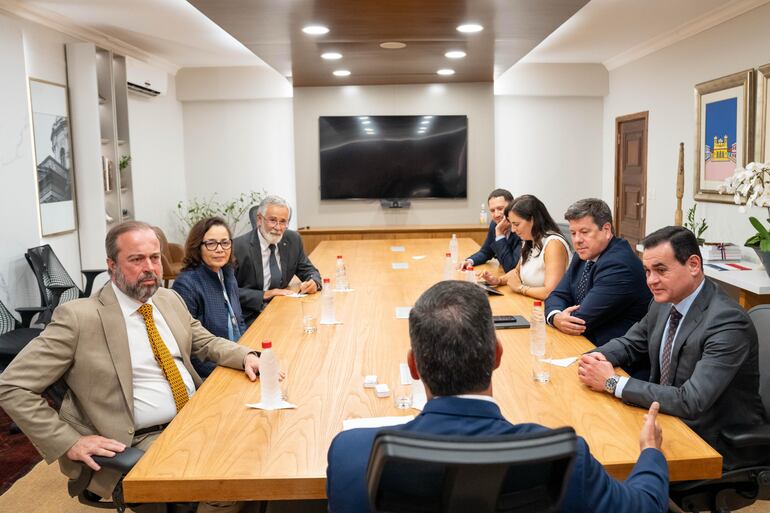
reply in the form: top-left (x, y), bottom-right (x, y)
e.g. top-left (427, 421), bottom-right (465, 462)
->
top-left (172, 216), bottom-right (247, 378)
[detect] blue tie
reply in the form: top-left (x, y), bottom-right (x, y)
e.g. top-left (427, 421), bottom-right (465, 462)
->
top-left (576, 260), bottom-right (595, 304)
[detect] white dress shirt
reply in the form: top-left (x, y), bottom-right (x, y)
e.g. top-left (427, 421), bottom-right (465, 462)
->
top-left (112, 283), bottom-right (196, 428)
top-left (615, 279), bottom-right (705, 398)
top-left (258, 229), bottom-right (282, 289)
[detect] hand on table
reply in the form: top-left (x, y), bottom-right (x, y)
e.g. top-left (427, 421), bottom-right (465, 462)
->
top-left (639, 402), bottom-right (663, 451)
top-left (66, 435), bottom-right (126, 471)
top-left (244, 353), bottom-right (286, 382)
top-left (507, 270), bottom-right (522, 292)
top-left (479, 271), bottom-right (501, 286)
top-left (460, 259), bottom-right (474, 271)
top-left (553, 305), bottom-right (586, 336)
top-left (264, 288), bottom-right (294, 300)
top-left (299, 280), bottom-right (318, 294)
top-left (577, 353), bottom-right (615, 392)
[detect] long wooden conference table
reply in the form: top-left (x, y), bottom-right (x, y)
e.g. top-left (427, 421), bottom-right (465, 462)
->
top-left (123, 238), bottom-right (722, 502)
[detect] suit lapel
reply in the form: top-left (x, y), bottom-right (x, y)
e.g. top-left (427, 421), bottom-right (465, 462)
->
top-left (279, 237), bottom-right (290, 286)
top-left (249, 230), bottom-right (265, 289)
top-left (97, 284), bottom-right (134, 417)
top-left (668, 281), bottom-right (711, 378)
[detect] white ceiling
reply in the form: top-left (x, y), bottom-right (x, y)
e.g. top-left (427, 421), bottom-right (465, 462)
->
top-left (5, 0), bottom-right (770, 73)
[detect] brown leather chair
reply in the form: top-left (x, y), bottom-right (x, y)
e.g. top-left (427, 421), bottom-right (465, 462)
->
top-left (153, 226), bottom-right (184, 287)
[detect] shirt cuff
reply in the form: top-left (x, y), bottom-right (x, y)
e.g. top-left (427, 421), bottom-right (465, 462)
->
top-left (614, 376), bottom-right (629, 398)
top-left (546, 310), bottom-right (560, 326)
top-left (494, 235), bottom-right (505, 241)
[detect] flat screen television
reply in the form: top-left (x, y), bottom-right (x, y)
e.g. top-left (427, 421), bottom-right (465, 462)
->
top-left (319, 115), bottom-right (468, 200)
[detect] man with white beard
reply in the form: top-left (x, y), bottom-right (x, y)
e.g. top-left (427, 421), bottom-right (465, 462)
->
top-left (233, 195), bottom-right (322, 325)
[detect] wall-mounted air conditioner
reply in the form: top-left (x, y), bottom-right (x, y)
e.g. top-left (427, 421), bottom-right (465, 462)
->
top-left (126, 57), bottom-right (167, 97)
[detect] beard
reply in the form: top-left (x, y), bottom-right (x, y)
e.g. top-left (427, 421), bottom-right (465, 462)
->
top-left (113, 266), bottom-right (161, 303)
top-left (259, 225), bottom-right (283, 245)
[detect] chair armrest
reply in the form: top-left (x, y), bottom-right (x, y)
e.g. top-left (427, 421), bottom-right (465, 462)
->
top-left (15, 306), bottom-right (47, 327)
top-left (80, 269), bottom-right (107, 298)
top-left (720, 424), bottom-right (770, 448)
top-left (92, 447), bottom-right (145, 474)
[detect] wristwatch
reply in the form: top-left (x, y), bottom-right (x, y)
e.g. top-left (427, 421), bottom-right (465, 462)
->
top-left (604, 375), bottom-right (620, 395)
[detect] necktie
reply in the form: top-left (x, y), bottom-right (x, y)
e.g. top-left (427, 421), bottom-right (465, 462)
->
top-left (575, 260), bottom-right (595, 304)
top-left (137, 303), bottom-right (189, 412)
top-left (659, 306), bottom-right (683, 386)
top-left (268, 244), bottom-right (281, 290)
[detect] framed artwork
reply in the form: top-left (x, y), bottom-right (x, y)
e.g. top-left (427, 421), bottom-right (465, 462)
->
top-left (694, 69), bottom-right (755, 203)
top-left (29, 78), bottom-right (77, 236)
top-left (757, 63), bottom-right (770, 164)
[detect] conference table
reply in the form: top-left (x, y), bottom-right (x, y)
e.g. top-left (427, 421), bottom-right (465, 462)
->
top-left (123, 238), bottom-right (722, 503)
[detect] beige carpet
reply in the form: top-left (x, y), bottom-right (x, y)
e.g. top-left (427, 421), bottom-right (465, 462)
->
top-left (2, 461), bottom-right (769, 513)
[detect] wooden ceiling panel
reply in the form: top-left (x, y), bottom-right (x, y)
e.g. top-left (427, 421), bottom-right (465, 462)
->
top-left (188, 0), bottom-right (589, 86)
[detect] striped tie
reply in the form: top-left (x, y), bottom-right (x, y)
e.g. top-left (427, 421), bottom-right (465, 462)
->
top-left (659, 306), bottom-right (683, 386)
top-left (137, 303), bottom-right (189, 412)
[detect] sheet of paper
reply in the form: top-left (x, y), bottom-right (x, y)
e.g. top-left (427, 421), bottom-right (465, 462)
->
top-left (399, 363), bottom-right (413, 385)
top-left (320, 319), bottom-right (343, 325)
top-left (395, 306), bottom-right (412, 319)
top-left (390, 246), bottom-right (406, 252)
top-left (411, 255), bottom-right (426, 260)
top-left (544, 357), bottom-right (578, 367)
top-left (246, 400), bottom-right (297, 411)
top-left (391, 262), bottom-right (409, 270)
top-left (286, 293), bottom-right (307, 298)
top-left (333, 288), bottom-right (355, 292)
top-left (343, 416), bottom-right (414, 431)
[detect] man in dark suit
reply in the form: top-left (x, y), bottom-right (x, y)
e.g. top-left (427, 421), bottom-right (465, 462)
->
top-left (545, 198), bottom-right (651, 347)
top-left (233, 195), bottom-right (321, 325)
top-left (461, 188), bottom-right (522, 272)
top-left (327, 281), bottom-right (669, 513)
top-left (578, 226), bottom-right (767, 469)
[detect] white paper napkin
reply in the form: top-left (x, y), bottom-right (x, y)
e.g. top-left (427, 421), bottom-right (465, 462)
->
top-left (411, 255), bottom-right (426, 260)
top-left (333, 288), bottom-right (355, 292)
top-left (246, 400), bottom-right (297, 411)
top-left (390, 246), bottom-right (406, 252)
top-left (320, 319), bottom-right (343, 325)
top-left (544, 357), bottom-right (578, 367)
top-left (395, 306), bottom-right (412, 319)
top-left (392, 262), bottom-right (409, 270)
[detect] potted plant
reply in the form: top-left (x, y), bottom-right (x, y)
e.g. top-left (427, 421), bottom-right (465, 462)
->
top-left (720, 162), bottom-right (770, 275)
top-left (683, 204), bottom-right (708, 244)
top-left (175, 190), bottom-right (265, 237)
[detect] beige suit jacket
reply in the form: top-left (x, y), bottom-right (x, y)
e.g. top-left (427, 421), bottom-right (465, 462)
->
top-left (0, 284), bottom-right (252, 497)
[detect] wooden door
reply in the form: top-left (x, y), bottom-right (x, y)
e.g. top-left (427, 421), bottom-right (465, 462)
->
top-left (614, 112), bottom-right (648, 251)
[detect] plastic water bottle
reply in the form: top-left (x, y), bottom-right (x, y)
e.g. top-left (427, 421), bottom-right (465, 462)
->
top-left (259, 340), bottom-right (282, 408)
top-left (530, 300), bottom-right (549, 382)
top-left (465, 265), bottom-right (476, 284)
top-left (321, 277), bottom-right (335, 323)
top-left (480, 203), bottom-right (489, 225)
top-left (335, 255), bottom-right (348, 290)
top-left (442, 252), bottom-right (454, 281)
top-left (449, 234), bottom-right (458, 264)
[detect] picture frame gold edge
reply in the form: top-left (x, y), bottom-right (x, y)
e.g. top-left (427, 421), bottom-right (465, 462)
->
top-left (757, 64), bottom-right (770, 163)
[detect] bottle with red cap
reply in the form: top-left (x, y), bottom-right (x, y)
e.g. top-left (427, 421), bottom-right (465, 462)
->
top-left (321, 277), bottom-right (335, 323)
top-left (443, 252), bottom-right (454, 281)
top-left (334, 255), bottom-right (349, 290)
top-left (530, 300), bottom-right (549, 382)
top-left (464, 265), bottom-right (476, 284)
top-left (259, 340), bottom-right (282, 408)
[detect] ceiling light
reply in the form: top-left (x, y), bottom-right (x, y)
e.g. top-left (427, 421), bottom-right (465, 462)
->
top-left (423, 115), bottom-right (433, 119)
top-left (420, 120), bottom-right (430, 125)
top-left (358, 116), bottom-right (369, 120)
top-left (333, 69), bottom-right (351, 77)
top-left (456, 24), bottom-right (483, 33)
top-left (445, 50), bottom-right (466, 59)
top-left (437, 69), bottom-right (455, 76)
top-left (380, 42), bottom-right (406, 49)
top-left (361, 120), bottom-right (371, 124)
top-left (303, 25), bottom-right (329, 35)
top-left (321, 52), bottom-right (342, 60)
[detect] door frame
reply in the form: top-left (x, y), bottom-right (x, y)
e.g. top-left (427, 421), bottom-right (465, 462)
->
top-left (614, 111), bottom-right (649, 244)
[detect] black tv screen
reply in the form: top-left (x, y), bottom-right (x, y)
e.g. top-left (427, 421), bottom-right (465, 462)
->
top-left (319, 115), bottom-right (468, 200)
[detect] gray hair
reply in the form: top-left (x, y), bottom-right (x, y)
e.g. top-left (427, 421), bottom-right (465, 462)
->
top-left (564, 198), bottom-right (613, 231)
top-left (256, 195), bottom-right (293, 221)
top-left (408, 281), bottom-right (496, 396)
top-left (105, 220), bottom-right (156, 272)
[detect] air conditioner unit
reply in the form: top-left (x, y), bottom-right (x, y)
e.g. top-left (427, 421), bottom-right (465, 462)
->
top-left (126, 57), bottom-right (167, 97)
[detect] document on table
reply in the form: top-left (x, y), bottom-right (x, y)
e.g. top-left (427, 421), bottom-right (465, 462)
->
top-left (395, 306), bottom-right (412, 319)
top-left (390, 246), bottom-right (406, 252)
top-left (286, 293), bottom-right (307, 298)
top-left (343, 416), bottom-right (414, 431)
top-left (544, 357), bottom-right (578, 367)
top-left (411, 255), bottom-right (426, 260)
top-left (392, 262), bottom-right (409, 270)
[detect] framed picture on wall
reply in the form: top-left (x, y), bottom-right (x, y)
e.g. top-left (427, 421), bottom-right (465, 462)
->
top-left (757, 63), bottom-right (770, 164)
top-left (694, 69), bottom-right (755, 203)
top-left (29, 78), bottom-right (77, 236)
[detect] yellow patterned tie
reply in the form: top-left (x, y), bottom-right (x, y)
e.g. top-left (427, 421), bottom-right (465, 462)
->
top-left (137, 303), bottom-right (189, 412)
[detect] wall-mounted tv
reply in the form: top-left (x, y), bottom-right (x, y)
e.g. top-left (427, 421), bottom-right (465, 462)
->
top-left (319, 115), bottom-right (468, 200)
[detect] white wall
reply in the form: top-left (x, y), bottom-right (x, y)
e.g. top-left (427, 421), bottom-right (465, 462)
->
top-left (603, 2), bottom-right (770, 254)
top-left (293, 83), bottom-right (495, 227)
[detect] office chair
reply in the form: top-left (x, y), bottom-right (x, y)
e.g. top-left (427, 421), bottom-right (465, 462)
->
top-left (0, 299), bottom-right (43, 373)
top-left (249, 205), bottom-right (259, 231)
top-left (366, 427), bottom-right (578, 513)
top-left (25, 244), bottom-right (106, 324)
top-left (153, 226), bottom-right (184, 287)
top-left (67, 446), bottom-right (148, 513)
top-left (669, 304), bottom-right (770, 513)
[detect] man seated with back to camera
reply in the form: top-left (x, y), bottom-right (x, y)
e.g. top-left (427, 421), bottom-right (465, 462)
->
top-left (578, 225), bottom-right (767, 470)
top-left (460, 188), bottom-right (522, 273)
top-left (326, 280), bottom-right (669, 513)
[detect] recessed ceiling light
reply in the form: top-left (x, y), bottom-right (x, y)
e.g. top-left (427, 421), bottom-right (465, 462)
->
top-left (358, 116), bottom-right (369, 120)
top-left (456, 24), bottom-right (483, 33)
top-left (420, 120), bottom-right (430, 125)
top-left (333, 69), bottom-right (351, 77)
top-left (321, 52), bottom-right (342, 60)
top-left (445, 50), bottom-right (466, 59)
top-left (437, 69), bottom-right (455, 76)
top-left (380, 41), bottom-right (406, 49)
top-left (303, 25), bottom-right (329, 35)
top-left (361, 120), bottom-right (371, 124)
top-left (423, 115), bottom-right (433, 119)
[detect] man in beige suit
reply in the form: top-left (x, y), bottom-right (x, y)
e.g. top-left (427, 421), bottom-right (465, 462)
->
top-left (0, 221), bottom-right (259, 512)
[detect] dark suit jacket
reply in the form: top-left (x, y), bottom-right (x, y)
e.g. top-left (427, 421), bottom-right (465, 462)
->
top-left (466, 221), bottom-right (522, 272)
top-left (545, 236), bottom-right (651, 346)
top-left (327, 397), bottom-right (668, 513)
top-left (233, 229), bottom-right (321, 326)
top-left (597, 278), bottom-right (766, 469)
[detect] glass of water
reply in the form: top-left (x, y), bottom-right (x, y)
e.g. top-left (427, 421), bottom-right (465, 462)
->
top-left (301, 299), bottom-right (317, 334)
top-left (394, 384), bottom-right (413, 409)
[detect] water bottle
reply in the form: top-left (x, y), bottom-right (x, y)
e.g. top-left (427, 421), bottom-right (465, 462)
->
top-left (465, 265), bottom-right (476, 284)
top-left (442, 252), bottom-right (454, 281)
top-left (335, 255), bottom-right (349, 290)
top-left (321, 277), bottom-right (335, 323)
top-left (530, 300), bottom-right (549, 382)
top-left (449, 234), bottom-right (458, 264)
top-left (259, 340), bottom-right (282, 408)
top-left (480, 203), bottom-right (489, 225)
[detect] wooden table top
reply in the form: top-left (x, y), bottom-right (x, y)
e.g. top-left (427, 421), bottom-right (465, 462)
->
top-left (123, 238), bottom-right (722, 502)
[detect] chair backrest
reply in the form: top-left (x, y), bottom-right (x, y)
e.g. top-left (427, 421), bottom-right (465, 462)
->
top-left (152, 226), bottom-right (174, 271)
top-left (555, 223), bottom-right (573, 249)
top-left (25, 244), bottom-right (80, 307)
top-left (748, 305), bottom-right (770, 417)
top-left (0, 300), bottom-right (20, 335)
top-left (366, 427), bottom-right (577, 513)
top-left (249, 205), bottom-right (259, 231)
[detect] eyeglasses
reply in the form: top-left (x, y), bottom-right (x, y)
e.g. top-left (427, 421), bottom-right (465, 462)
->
top-left (263, 217), bottom-right (288, 228)
top-left (202, 239), bottom-right (232, 251)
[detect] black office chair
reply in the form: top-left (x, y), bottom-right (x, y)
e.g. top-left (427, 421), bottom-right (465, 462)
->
top-left (25, 244), bottom-right (106, 324)
top-left (669, 305), bottom-right (770, 513)
top-left (67, 447), bottom-right (147, 513)
top-left (366, 427), bottom-right (578, 513)
top-left (0, 299), bottom-right (43, 373)
top-left (249, 205), bottom-right (259, 231)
